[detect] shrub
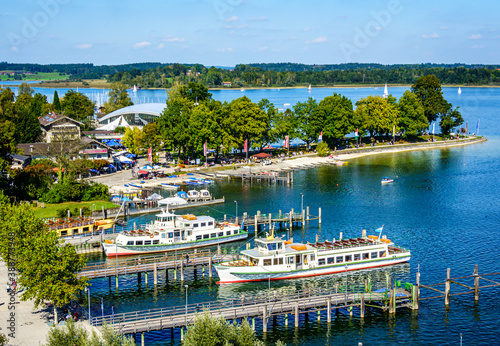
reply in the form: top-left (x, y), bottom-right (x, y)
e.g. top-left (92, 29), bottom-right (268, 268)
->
top-left (316, 142), bottom-right (330, 157)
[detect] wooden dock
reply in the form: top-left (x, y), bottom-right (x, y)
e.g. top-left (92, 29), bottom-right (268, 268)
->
top-left (88, 285), bottom-right (413, 335)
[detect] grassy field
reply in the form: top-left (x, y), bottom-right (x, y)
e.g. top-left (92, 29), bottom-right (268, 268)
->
top-left (34, 200), bottom-right (120, 219)
top-left (32, 78), bottom-right (110, 88)
top-left (0, 72), bottom-right (69, 81)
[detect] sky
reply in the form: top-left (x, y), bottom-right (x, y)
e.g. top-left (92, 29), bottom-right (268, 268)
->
top-left (1, 0), bottom-right (499, 66)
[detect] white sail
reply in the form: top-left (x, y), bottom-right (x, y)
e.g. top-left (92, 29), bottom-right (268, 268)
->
top-left (458, 87), bottom-right (462, 94)
top-left (308, 84), bottom-right (312, 91)
top-left (383, 83), bottom-right (388, 98)
top-left (133, 85), bottom-right (137, 92)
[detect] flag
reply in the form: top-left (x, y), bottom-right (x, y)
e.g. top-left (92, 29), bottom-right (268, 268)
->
top-left (355, 128), bottom-right (358, 138)
top-left (392, 125), bottom-right (395, 137)
top-left (465, 122), bottom-right (468, 133)
top-left (376, 225), bottom-right (384, 238)
top-left (476, 119), bottom-right (480, 134)
top-left (148, 147), bottom-right (152, 163)
top-left (285, 135), bottom-right (289, 148)
top-left (244, 139), bottom-right (248, 153)
top-left (318, 131), bottom-right (322, 141)
top-left (432, 123), bottom-right (435, 135)
top-left (203, 141), bottom-right (207, 156)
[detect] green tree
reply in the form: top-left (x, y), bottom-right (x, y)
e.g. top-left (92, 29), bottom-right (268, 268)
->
top-left (411, 75), bottom-right (449, 124)
top-left (439, 106), bottom-right (464, 135)
top-left (158, 96), bottom-right (193, 160)
top-left (13, 93), bottom-right (46, 143)
top-left (122, 127), bottom-right (144, 155)
top-left (354, 95), bottom-right (399, 138)
top-left (293, 97), bottom-right (319, 151)
top-left (61, 90), bottom-right (95, 127)
top-left (141, 122), bottom-right (162, 161)
top-left (398, 91), bottom-right (428, 137)
top-left (179, 82), bottom-right (212, 103)
top-left (53, 90), bottom-right (61, 112)
top-left (257, 99), bottom-right (281, 150)
top-left (311, 93), bottom-right (353, 146)
top-left (17, 82), bottom-right (34, 97)
top-left (103, 82), bottom-right (134, 113)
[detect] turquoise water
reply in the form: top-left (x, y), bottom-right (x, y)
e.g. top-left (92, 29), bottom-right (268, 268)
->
top-left (65, 86), bottom-right (500, 345)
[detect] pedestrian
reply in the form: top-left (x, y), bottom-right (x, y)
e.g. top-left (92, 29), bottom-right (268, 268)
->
top-left (6, 283), bottom-right (10, 293)
top-left (185, 253), bottom-right (189, 264)
top-left (12, 280), bottom-right (17, 293)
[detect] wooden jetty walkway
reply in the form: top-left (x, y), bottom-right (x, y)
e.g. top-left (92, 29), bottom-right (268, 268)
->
top-left (89, 285), bottom-right (413, 336)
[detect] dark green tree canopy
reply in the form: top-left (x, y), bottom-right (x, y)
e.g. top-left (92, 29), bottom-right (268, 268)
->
top-left (411, 75), bottom-right (449, 124)
top-left (311, 93), bottom-right (354, 145)
top-left (103, 82), bottom-right (134, 113)
top-left (61, 89), bottom-right (95, 126)
top-left (53, 90), bottom-right (61, 112)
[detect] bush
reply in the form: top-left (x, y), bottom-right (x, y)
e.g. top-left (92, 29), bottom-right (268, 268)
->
top-left (41, 180), bottom-right (109, 204)
top-left (316, 142), bottom-right (330, 157)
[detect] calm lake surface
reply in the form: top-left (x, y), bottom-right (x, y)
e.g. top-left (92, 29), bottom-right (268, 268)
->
top-left (25, 85), bottom-right (500, 345)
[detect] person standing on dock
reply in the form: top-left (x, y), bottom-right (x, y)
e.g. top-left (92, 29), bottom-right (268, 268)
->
top-left (185, 253), bottom-right (189, 264)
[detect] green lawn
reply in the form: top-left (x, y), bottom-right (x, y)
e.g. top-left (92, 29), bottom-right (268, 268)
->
top-left (0, 72), bottom-right (69, 81)
top-left (34, 200), bottom-right (120, 219)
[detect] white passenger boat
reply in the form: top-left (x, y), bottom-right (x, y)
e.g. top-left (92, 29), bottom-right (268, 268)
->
top-left (381, 177), bottom-right (394, 184)
top-left (214, 230), bottom-right (410, 283)
top-left (102, 209), bottom-right (247, 257)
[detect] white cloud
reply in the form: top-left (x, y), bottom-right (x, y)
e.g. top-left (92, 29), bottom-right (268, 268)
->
top-left (133, 41), bottom-right (151, 49)
top-left (307, 36), bottom-right (328, 44)
top-left (472, 44), bottom-right (484, 49)
top-left (248, 17), bottom-right (267, 22)
top-left (217, 48), bottom-right (233, 52)
top-left (467, 34), bottom-right (482, 40)
top-left (258, 46), bottom-right (268, 51)
top-left (304, 27), bottom-right (311, 32)
top-left (157, 43), bottom-right (165, 49)
top-left (225, 16), bottom-right (239, 22)
top-left (75, 44), bottom-right (92, 49)
top-left (162, 37), bottom-right (186, 42)
top-left (10, 46), bottom-right (18, 52)
top-left (422, 33), bottom-right (440, 39)
top-left (440, 26), bottom-right (449, 30)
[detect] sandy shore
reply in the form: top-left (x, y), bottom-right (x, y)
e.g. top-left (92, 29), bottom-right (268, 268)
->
top-left (101, 136), bottom-right (486, 193)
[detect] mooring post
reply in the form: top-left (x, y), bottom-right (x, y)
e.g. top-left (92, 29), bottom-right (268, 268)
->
top-left (389, 288), bottom-right (395, 314)
top-left (115, 269), bottom-right (119, 289)
top-left (254, 215), bottom-right (258, 231)
top-left (327, 298), bottom-right (331, 323)
top-left (445, 268), bottom-right (451, 306)
top-left (180, 327), bottom-right (184, 342)
top-left (209, 256), bottom-right (213, 278)
top-left (154, 263), bottom-right (158, 286)
top-left (137, 273), bottom-right (141, 285)
top-left (315, 234), bottom-right (319, 243)
top-left (339, 232), bottom-right (343, 241)
top-left (217, 245), bottom-right (221, 255)
top-left (174, 266), bottom-right (177, 281)
top-left (290, 208), bottom-right (294, 230)
top-left (318, 207), bottom-right (322, 224)
top-left (145, 272), bottom-right (148, 286)
top-left (295, 302), bottom-right (299, 328)
top-left (262, 306), bottom-right (268, 333)
top-left (269, 213), bottom-right (272, 228)
top-left (285, 313), bottom-right (288, 327)
top-left (474, 264), bottom-right (479, 301)
top-left (141, 332), bottom-right (145, 346)
top-left (279, 210), bottom-right (282, 219)
top-left (306, 206), bottom-right (310, 221)
top-left (291, 171), bottom-right (294, 184)
top-left (302, 209), bottom-right (305, 227)
top-left (252, 317), bottom-right (255, 330)
top-left (180, 260), bottom-right (184, 282)
top-left (360, 293), bottom-right (365, 318)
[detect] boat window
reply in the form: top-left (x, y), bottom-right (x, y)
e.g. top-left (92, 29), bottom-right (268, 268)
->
top-left (318, 258), bottom-right (325, 265)
top-left (277, 243), bottom-right (283, 250)
top-left (253, 259), bottom-right (259, 265)
top-left (295, 255), bottom-right (302, 264)
top-left (174, 231), bottom-right (180, 237)
top-left (362, 253), bottom-right (369, 260)
top-left (168, 233), bottom-right (174, 238)
top-left (345, 255), bottom-right (352, 262)
top-left (203, 234), bottom-right (209, 239)
top-left (310, 254), bottom-right (315, 262)
top-left (218, 232), bottom-right (223, 237)
top-left (83, 227), bottom-right (89, 232)
top-left (233, 230), bottom-right (238, 235)
top-left (153, 240), bottom-right (159, 245)
top-left (226, 231), bottom-right (231, 236)
top-left (136, 240), bottom-right (143, 245)
top-left (193, 223), bottom-right (199, 228)
top-left (127, 241), bottom-right (134, 245)
top-left (144, 240), bottom-right (151, 245)
top-left (354, 254), bottom-right (361, 261)
top-left (196, 235), bottom-right (202, 240)
top-left (187, 231), bottom-right (192, 236)
top-left (286, 257), bottom-right (294, 264)
top-left (61, 231), bottom-right (67, 236)
top-left (371, 252), bottom-right (378, 259)
top-left (201, 222), bottom-right (206, 227)
top-left (208, 221), bottom-right (213, 226)
top-left (379, 251), bottom-right (386, 258)
top-left (263, 259), bottom-right (272, 266)
top-left (336, 256), bottom-right (344, 263)
top-left (327, 257), bottom-right (334, 264)
top-left (267, 243), bottom-right (277, 251)
top-left (211, 233), bottom-right (216, 238)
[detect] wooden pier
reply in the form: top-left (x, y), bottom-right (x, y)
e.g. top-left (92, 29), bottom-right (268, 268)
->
top-left (88, 285), bottom-right (413, 336)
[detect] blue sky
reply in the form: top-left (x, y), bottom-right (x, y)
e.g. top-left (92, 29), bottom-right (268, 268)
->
top-left (2, 0), bottom-right (499, 66)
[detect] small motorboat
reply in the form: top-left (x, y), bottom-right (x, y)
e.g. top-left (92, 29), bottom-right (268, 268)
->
top-left (381, 177), bottom-right (394, 184)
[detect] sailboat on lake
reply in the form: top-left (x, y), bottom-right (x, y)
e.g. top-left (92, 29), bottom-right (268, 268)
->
top-left (383, 83), bottom-right (389, 98)
top-left (458, 87), bottom-right (462, 95)
top-left (308, 84), bottom-right (312, 92)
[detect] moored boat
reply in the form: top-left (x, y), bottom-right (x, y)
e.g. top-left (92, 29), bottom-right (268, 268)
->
top-left (381, 177), bottom-right (394, 184)
top-left (46, 217), bottom-right (115, 238)
top-left (214, 230), bottom-right (410, 283)
top-left (102, 209), bottom-right (248, 256)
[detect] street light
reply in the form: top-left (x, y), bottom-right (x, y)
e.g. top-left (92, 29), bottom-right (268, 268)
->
top-left (185, 284), bottom-right (189, 325)
top-left (234, 200), bottom-right (238, 223)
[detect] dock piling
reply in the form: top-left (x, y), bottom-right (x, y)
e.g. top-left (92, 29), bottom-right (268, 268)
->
top-left (154, 263), bottom-right (158, 286)
top-left (474, 265), bottom-right (479, 301)
top-left (445, 268), bottom-right (450, 306)
top-left (295, 302), bottom-right (299, 328)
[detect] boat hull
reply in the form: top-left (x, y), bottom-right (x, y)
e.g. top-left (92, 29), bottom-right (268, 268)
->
top-left (215, 255), bottom-right (410, 284)
top-left (103, 233), bottom-right (248, 257)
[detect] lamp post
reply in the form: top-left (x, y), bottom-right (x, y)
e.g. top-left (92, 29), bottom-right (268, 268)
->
top-left (185, 284), bottom-right (189, 325)
top-left (345, 265), bottom-right (348, 304)
top-left (234, 200), bottom-right (238, 224)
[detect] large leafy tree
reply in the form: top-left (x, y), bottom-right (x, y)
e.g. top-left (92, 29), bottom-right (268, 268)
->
top-left (179, 82), bottom-right (212, 103)
top-left (311, 93), bottom-right (353, 146)
top-left (141, 122), bottom-right (162, 161)
top-left (411, 75), bottom-right (449, 124)
top-left (103, 82), bottom-right (134, 113)
top-left (61, 90), bottom-right (95, 128)
top-left (398, 90), bottom-right (429, 136)
top-left (256, 99), bottom-right (281, 150)
top-left (354, 95), bottom-right (399, 138)
top-left (17, 82), bottom-right (34, 97)
top-left (122, 127), bottom-right (144, 155)
top-left (158, 96), bottom-right (193, 160)
top-left (0, 198), bottom-right (87, 323)
top-left (293, 97), bottom-right (318, 151)
top-left (439, 106), bottom-right (464, 135)
top-left (0, 88), bottom-right (18, 173)
top-left (12, 93), bottom-right (46, 143)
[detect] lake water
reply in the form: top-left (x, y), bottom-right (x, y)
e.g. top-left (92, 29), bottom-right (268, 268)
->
top-left (21, 84), bottom-right (500, 345)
